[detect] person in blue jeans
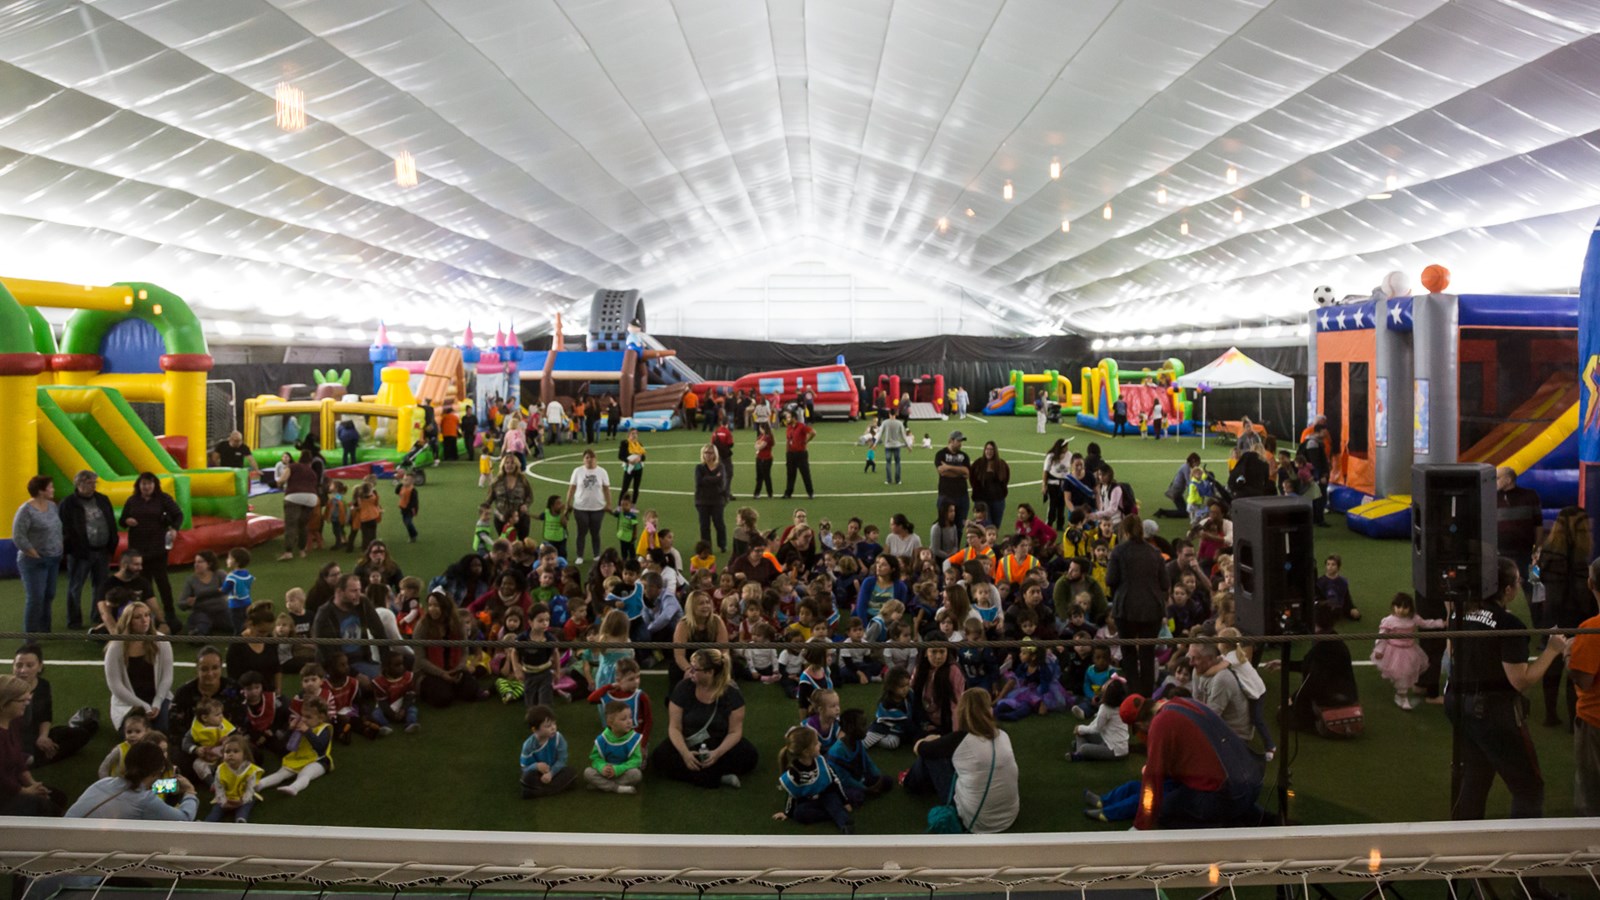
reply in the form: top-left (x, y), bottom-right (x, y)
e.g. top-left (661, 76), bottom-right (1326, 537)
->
top-left (59, 470), bottom-right (116, 632)
top-left (12, 476), bottom-right (64, 634)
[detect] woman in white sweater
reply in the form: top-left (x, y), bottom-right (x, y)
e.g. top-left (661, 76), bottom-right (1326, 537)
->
top-left (104, 602), bottom-right (174, 734)
top-left (905, 688), bottom-right (1020, 833)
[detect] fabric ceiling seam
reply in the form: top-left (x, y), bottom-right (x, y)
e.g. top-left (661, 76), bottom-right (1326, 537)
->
top-left (997, 6), bottom-right (1590, 301)
top-left (759, 0), bottom-right (807, 237)
top-left (91, 0), bottom-right (645, 281)
top-left (1043, 99), bottom-right (1600, 318)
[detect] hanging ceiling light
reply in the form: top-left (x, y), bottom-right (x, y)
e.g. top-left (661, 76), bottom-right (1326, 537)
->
top-left (1102, 202), bottom-right (1112, 220)
top-left (1386, 172), bottom-right (1399, 191)
top-left (1049, 159), bottom-right (1061, 180)
top-left (1060, 218), bottom-right (1070, 233)
top-left (1225, 165), bottom-right (1238, 185)
top-left (1156, 186), bottom-right (1168, 205)
top-left (394, 150), bottom-right (418, 188)
top-left (1179, 219), bottom-right (1189, 236)
top-left (964, 208), bottom-right (976, 217)
top-left (1300, 192), bottom-right (1311, 209)
top-left (275, 82), bottom-right (306, 132)
top-left (1232, 206), bottom-right (1244, 224)
top-left (936, 216), bottom-right (949, 233)
top-left (1002, 180), bottom-right (1014, 201)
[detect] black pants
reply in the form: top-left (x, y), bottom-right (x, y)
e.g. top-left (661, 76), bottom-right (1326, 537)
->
top-left (443, 436), bottom-right (458, 460)
top-left (1112, 416), bottom-right (1127, 436)
top-left (1446, 692), bottom-right (1544, 820)
top-left (144, 553), bottom-right (178, 630)
top-left (341, 441), bottom-right (359, 465)
top-left (572, 508), bottom-right (605, 560)
top-left (462, 427), bottom-right (476, 460)
top-left (903, 754), bottom-right (954, 798)
top-left (649, 738), bottom-right (760, 788)
top-left (1120, 618), bottom-right (1162, 698)
top-left (754, 458), bottom-right (774, 497)
top-left (784, 451), bottom-right (813, 498)
top-left (420, 674), bottom-right (481, 707)
top-left (585, 417), bottom-right (599, 444)
top-left (789, 790), bottom-right (853, 831)
top-left (1045, 482), bottom-right (1067, 530)
top-left (27, 721), bottom-right (97, 768)
top-left (697, 503), bottom-right (727, 552)
top-left (620, 469), bottom-right (643, 503)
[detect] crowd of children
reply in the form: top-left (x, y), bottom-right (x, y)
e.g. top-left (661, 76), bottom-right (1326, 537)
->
top-left (46, 400), bottom-right (1394, 832)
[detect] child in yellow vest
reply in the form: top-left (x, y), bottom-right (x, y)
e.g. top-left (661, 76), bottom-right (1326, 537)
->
top-left (259, 698), bottom-right (333, 797)
top-left (206, 734), bottom-right (263, 822)
top-left (184, 697), bottom-right (236, 782)
top-left (96, 710), bottom-right (150, 778)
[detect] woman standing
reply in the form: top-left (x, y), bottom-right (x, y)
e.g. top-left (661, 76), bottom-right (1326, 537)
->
top-left (412, 590), bottom-right (483, 707)
top-left (904, 689), bottom-right (1020, 833)
top-left (650, 648), bottom-right (760, 788)
top-left (486, 457), bottom-right (534, 541)
top-left (279, 451), bottom-right (320, 561)
top-left (565, 449), bottom-right (612, 566)
top-left (104, 601), bottom-right (174, 734)
top-left (694, 444), bottom-right (728, 555)
top-left (604, 395), bottom-right (622, 440)
top-left (670, 591), bottom-right (729, 684)
top-left (751, 423), bottom-right (775, 499)
top-left (1041, 439), bottom-right (1073, 531)
top-left (970, 441), bottom-right (1010, 529)
top-left (13, 476), bottom-right (63, 634)
top-left (617, 428), bottom-right (647, 503)
top-left (118, 472), bottom-right (183, 631)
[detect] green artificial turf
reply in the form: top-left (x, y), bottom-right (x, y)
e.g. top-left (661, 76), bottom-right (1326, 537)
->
top-left (0, 414), bottom-right (1581, 835)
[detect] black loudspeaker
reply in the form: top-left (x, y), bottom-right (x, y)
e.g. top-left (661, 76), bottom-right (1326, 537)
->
top-left (1232, 496), bottom-right (1317, 637)
top-left (1410, 464), bottom-right (1496, 608)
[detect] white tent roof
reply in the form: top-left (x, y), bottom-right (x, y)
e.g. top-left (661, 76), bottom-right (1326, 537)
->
top-left (3, 1), bottom-right (1600, 342)
top-left (1175, 347), bottom-right (1293, 390)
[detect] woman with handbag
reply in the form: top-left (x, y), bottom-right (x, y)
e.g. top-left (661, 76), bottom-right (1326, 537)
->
top-left (903, 688), bottom-right (1019, 834)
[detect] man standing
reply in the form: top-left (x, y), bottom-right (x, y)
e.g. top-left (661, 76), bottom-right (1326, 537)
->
top-left (932, 431), bottom-right (972, 531)
top-left (1112, 397), bottom-right (1129, 438)
top-left (1497, 466), bottom-right (1543, 589)
top-left (782, 413), bottom-right (816, 500)
top-left (878, 414), bottom-right (909, 485)
top-left (1564, 557), bottom-right (1600, 815)
top-left (58, 471), bottom-right (116, 632)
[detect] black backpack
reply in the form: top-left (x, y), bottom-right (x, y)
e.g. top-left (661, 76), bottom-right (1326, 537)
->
top-left (1117, 481), bottom-right (1137, 517)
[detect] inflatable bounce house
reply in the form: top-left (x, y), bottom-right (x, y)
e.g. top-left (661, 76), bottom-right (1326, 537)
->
top-left (518, 289), bottom-right (697, 431)
top-left (460, 324), bottom-right (524, 418)
top-left (876, 373), bottom-right (945, 419)
top-left (1075, 358), bottom-right (1196, 436)
top-left (983, 369), bottom-right (1081, 417)
top-left (0, 277), bottom-right (280, 576)
top-left (1311, 267), bottom-right (1579, 538)
top-left (698, 358), bottom-right (861, 421)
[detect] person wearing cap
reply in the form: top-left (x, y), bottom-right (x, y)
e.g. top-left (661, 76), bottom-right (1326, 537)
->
top-left (58, 470), bottom-right (117, 632)
top-left (933, 431), bottom-right (972, 532)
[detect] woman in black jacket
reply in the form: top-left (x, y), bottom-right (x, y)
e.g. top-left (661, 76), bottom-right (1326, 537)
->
top-left (118, 472), bottom-right (184, 631)
top-left (1106, 515), bottom-right (1170, 698)
top-left (694, 443), bottom-right (727, 554)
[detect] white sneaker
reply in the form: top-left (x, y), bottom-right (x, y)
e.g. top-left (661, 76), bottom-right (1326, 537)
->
top-left (720, 774), bottom-right (741, 789)
top-left (616, 784), bottom-right (637, 795)
top-left (1394, 692), bottom-right (1408, 709)
top-left (574, 557), bottom-right (584, 565)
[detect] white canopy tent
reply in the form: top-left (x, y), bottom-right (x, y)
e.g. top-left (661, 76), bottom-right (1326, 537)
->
top-left (1174, 347), bottom-right (1295, 448)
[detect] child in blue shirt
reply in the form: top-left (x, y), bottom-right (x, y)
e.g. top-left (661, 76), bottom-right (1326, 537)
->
top-left (1073, 646), bottom-right (1118, 719)
top-left (519, 705), bottom-right (576, 799)
top-left (222, 547), bottom-right (255, 635)
top-left (825, 708), bottom-right (891, 801)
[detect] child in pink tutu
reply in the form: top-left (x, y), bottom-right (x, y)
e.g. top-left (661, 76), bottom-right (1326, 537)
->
top-left (1371, 592), bottom-right (1444, 710)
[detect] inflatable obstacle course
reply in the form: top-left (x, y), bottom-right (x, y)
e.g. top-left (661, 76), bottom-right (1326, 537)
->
top-left (984, 369), bottom-right (1080, 417)
top-left (0, 277), bottom-right (281, 576)
top-left (1074, 358), bottom-right (1195, 436)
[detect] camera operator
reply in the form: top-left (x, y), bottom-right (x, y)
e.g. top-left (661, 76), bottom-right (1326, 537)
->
top-left (64, 740), bottom-right (198, 821)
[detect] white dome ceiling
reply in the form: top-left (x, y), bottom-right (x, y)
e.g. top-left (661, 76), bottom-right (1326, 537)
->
top-left (2, 0), bottom-right (1599, 342)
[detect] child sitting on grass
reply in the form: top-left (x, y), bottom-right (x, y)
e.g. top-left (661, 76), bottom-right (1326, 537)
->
top-left (519, 704), bottom-right (577, 799)
top-left (773, 725), bottom-right (853, 834)
top-left (801, 688), bottom-right (842, 754)
top-left (1068, 678), bottom-right (1130, 762)
top-left (826, 708), bottom-right (892, 801)
top-left (371, 651), bottom-right (420, 735)
top-left (586, 657), bottom-right (652, 747)
top-left (259, 698), bottom-right (332, 797)
top-left (584, 701), bottom-right (644, 794)
top-left (206, 734), bottom-right (262, 823)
